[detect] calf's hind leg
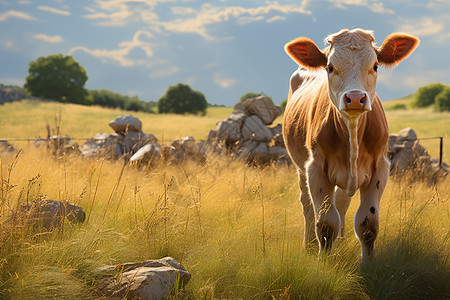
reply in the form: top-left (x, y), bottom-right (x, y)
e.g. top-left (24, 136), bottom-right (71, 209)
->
top-left (298, 172), bottom-right (316, 248)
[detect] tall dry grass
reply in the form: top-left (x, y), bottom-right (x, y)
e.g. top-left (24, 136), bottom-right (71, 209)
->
top-left (0, 146), bottom-right (448, 299)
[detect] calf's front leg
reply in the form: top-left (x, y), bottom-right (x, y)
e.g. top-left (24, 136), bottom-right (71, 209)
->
top-left (305, 158), bottom-right (341, 255)
top-left (355, 156), bottom-right (389, 263)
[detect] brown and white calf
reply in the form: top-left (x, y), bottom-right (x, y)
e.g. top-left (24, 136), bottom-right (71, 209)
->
top-left (282, 29), bottom-right (419, 262)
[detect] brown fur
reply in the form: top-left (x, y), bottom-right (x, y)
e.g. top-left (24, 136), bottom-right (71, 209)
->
top-left (283, 29), bottom-right (419, 262)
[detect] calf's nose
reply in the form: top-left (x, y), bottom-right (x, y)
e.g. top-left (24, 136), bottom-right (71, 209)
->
top-left (344, 93), bottom-right (367, 110)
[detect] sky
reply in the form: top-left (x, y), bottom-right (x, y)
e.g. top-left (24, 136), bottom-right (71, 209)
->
top-left (1, 0), bottom-right (449, 106)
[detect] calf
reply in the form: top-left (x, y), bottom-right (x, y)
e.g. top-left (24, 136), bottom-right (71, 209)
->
top-left (282, 29), bottom-right (419, 262)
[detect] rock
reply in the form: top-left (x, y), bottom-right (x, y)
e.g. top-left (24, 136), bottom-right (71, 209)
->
top-left (269, 146), bottom-right (288, 158)
top-left (243, 96), bottom-right (282, 125)
top-left (233, 102), bottom-right (249, 114)
top-left (80, 133), bottom-right (123, 158)
top-left (236, 140), bottom-right (259, 160)
top-left (15, 199), bottom-right (85, 229)
top-left (0, 86), bottom-right (31, 104)
top-left (270, 123), bottom-right (282, 136)
top-left (96, 257), bottom-right (191, 300)
top-left (123, 131), bottom-right (144, 154)
top-left (130, 143), bottom-right (161, 166)
top-left (241, 115), bottom-right (273, 142)
top-left (207, 130), bottom-right (217, 141)
top-left (395, 127), bottom-right (417, 142)
top-left (252, 142), bottom-right (270, 163)
top-left (0, 140), bottom-right (14, 152)
top-left (109, 114), bottom-right (142, 134)
top-left (171, 136), bottom-right (196, 151)
top-left (226, 111), bottom-right (247, 124)
top-left (215, 120), bottom-right (242, 142)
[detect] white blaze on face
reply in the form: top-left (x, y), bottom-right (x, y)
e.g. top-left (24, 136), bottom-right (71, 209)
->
top-left (323, 29), bottom-right (379, 195)
top-left (324, 29), bottom-right (378, 115)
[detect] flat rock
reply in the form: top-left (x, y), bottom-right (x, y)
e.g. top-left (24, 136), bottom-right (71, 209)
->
top-left (96, 257), bottom-right (191, 300)
top-left (109, 114), bottom-right (142, 134)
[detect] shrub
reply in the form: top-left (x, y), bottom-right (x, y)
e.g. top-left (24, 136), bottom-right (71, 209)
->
top-left (280, 99), bottom-right (287, 112)
top-left (434, 86), bottom-right (450, 112)
top-left (89, 89), bottom-right (155, 113)
top-left (411, 83), bottom-right (445, 108)
top-left (389, 103), bottom-right (407, 110)
top-left (157, 83), bottom-right (207, 115)
top-left (239, 92), bottom-right (273, 103)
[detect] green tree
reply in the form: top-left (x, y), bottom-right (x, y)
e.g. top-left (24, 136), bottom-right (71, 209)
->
top-left (280, 99), bottom-right (287, 112)
top-left (25, 54), bottom-right (90, 104)
top-left (157, 83), bottom-right (208, 115)
top-left (240, 92), bottom-right (262, 103)
top-left (435, 86), bottom-right (450, 112)
top-left (411, 83), bottom-right (445, 108)
top-left (239, 92), bottom-right (273, 104)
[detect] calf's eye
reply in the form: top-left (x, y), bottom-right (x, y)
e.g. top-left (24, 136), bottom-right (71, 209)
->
top-left (373, 64), bottom-right (379, 72)
top-left (326, 65), bottom-right (334, 74)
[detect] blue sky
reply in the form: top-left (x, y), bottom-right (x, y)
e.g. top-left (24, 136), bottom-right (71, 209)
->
top-left (1, 0), bottom-right (449, 106)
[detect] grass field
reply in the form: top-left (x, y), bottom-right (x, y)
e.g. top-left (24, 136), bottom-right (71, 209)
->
top-left (0, 99), bottom-right (448, 161)
top-left (0, 99), bottom-right (449, 299)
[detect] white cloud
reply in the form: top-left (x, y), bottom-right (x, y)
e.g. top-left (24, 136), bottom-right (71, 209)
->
top-left (214, 73), bottom-right (235, 88)
top-left (378, 70), bottom-right (449, 91)
top-left (37, 5), bottom-right (71, 16)
top-left (83, 1), bottom-right (311, 39)
top-left (267, 15), bottom-right (286, 23)
top-left (70, 30), bottom-right (154, 67)
top-left (150, 66), bottom-right (179, 78)
top-left (327, 0), bottom-right (394, 14)
top-left (33, 34), bottom-right (63, 44)
top-left (397, 17), bottom-right (443, 37)
top-left (0, 10), bottom-right (37, 21)
top-left (153, 2), bottom-right (311, 40)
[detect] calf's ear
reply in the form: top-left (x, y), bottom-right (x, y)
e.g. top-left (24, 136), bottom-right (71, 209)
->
top-left (284, 37), bottom-right (327, 69)
top-left (377, 33), bottom-right (420, 66)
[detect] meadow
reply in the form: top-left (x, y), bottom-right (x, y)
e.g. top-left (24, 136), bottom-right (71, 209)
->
top-left (0, 100), bottom-right (449, 299)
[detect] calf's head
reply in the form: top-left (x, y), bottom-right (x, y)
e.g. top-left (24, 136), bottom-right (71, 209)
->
top-left (285, 29), bottom-right (419, 118)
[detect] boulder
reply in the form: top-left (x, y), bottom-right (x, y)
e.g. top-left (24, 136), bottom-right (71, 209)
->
top-left (96, 257), bottom-right (191, 300)
top-left (0, 140), bottom-right (14, 153)
top-left (80, 133), bottom-right (123, 158)
top-left (242, 115), bottom-right (273, 142)
top-left (394, 127), bottom-right (417, 142)
top-left (130, 143), bottom-right (161, 166)
top-left (109, 114), bottom-right (142, 134)
top-left (171, 136), bottom-right (196, 151)
top-left (215, 120), bottom-right (241, 142)
top-left (243, 96), bottom-right (282, 125)
top-left (233, 102), bottom-right (249, 115)
top-left (15, 199), bottom-right (85, 229)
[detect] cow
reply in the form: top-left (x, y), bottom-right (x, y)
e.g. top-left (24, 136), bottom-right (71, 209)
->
top-left (282, 29), bottom-right (419, 263)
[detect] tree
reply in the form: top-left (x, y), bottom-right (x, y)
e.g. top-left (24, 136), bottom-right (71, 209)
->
top-left (157, 83), bottom-right (208, 115)
top-left (239, 92), bottom-right (273, 104)
top-left (280, 99), bottom-right (287, 112)
top-left (435, 86), bottom-right (450, 112)
top-left (411, 83), bottom-right (445, 108)
top-left (25, 54), bottom-right (90, 104)
top-left (240, 92), bottom-right (262, 103)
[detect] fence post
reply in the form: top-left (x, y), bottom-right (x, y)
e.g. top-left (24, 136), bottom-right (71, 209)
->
top-left (439, 137), bottom-right (443, 168)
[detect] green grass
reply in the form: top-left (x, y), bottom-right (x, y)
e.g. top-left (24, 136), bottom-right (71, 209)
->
top-left (0, 149), bottom-right (448, 299)
top-left (0, 100), bottom-right (234, 142)
top-left (0, 97), bottom-right (449, 298)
